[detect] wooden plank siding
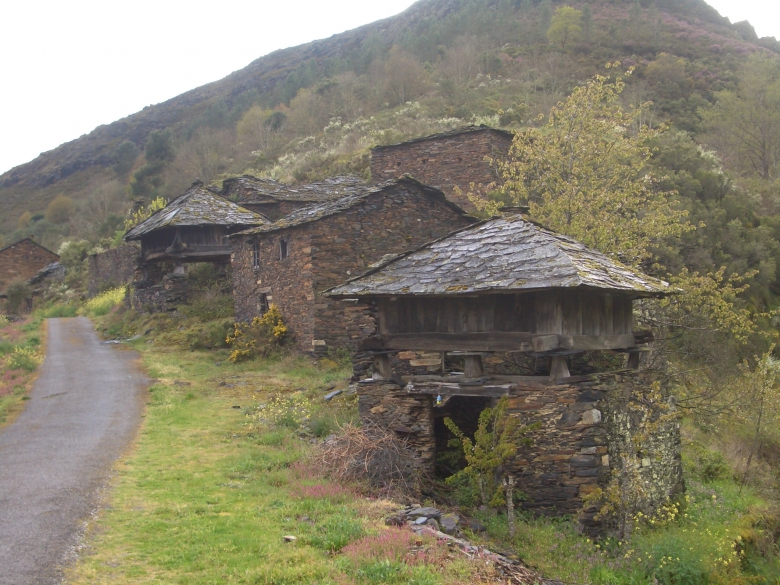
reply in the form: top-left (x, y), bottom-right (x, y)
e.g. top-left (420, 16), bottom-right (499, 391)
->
top-left (378, 290), bottom-right (633, 338)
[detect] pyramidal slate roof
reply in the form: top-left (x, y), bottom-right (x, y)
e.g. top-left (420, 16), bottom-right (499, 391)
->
top-left (327, 215), bottom-right (671, 298)
top-left (222, 175), bottom-right (366, 203)
top-left (124, 182), bottom-right (269, 241)
top-left (231, 177), bottom-right (471, 236)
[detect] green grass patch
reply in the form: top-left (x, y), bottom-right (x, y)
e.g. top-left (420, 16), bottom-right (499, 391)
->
top-left (0, 315), bottom-right (46, 428)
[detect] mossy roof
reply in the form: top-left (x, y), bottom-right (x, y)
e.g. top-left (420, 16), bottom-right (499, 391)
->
top-left (124, 182), bottom-right (269, 240)
top-left (231, 177), bottom-right (471, 236)
top-left (326, 215), bottom-right (671, 298)
top-left (221, 175), bottom-right (366, 203)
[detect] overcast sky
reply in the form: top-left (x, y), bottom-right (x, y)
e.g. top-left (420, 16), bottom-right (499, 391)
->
top-left (0, 0), bottom-right (777, 176)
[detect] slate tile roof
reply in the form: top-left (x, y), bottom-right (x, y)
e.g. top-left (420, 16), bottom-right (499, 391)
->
top-left (124, 182), bottom-right (269, 240)
top-left (326, 215), bottom-right (671, 298)
top-left (371, 125), bottom-right (513, 151)
top-left (222, 175), bottom-right (366, 203)
top-left (231, 177), bottom-right (471, 236)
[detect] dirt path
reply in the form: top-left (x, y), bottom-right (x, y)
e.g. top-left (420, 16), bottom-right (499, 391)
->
top-left (0, 317), bottom-right (147, 585)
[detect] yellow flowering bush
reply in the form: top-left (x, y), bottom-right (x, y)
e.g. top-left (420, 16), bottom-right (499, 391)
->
top-left (226, 304), bottom-right (289, 362)
top-left (4, 346), bottom-right (44, 372)
top-left (80, 286), bottom-right (127, 317)
top-left (247, 393), bottom-right (311, 429)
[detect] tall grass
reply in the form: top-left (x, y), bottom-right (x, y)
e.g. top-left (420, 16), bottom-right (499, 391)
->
top-left (79, 286), bottom-right (126, 317)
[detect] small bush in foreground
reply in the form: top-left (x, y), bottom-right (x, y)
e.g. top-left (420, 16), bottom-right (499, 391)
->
top-left (4, 346), bottom-right (44, 372)
top-left (226, 304), bottom-right (289, 362)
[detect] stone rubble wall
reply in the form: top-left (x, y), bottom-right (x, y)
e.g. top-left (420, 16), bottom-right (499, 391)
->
top-left (231, 185), bottom-right (473, 354)
top-left (370, 130), bottom-right (513, 211)
top-left (356, 370), bottom-right (682, 535)
top-left (87, 244), bottom-right (139, 297)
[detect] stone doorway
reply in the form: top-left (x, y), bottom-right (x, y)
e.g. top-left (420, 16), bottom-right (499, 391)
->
top-left (433, 395), bottom-right (493, 479)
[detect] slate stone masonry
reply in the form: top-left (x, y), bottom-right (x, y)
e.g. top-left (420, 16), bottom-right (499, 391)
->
top-left (370, 127), bottom-right (513, 211)
top-left (87, 244), bottom-right (138, 297)
top-left (357, 370), bottom-right (683, 535)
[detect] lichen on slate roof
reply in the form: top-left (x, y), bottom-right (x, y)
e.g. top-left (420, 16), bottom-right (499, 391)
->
top-left (124, 182), bottom-right (269, 240)
top-left (327, 215), bottom-right (671, 298)
top-left (371, 125), bottom-right (513, 151)
top-left (231, 177), bottom-right (470, 236)
top-left (222, 175), bottom-right (366, 203)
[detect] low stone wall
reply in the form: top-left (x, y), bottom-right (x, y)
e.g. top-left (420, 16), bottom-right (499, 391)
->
top-left (356, 370), bottom-right (683, 534)
top-left (130, 273), bottom-right (188, 313)
top-left (87, 244), bottom-right (138, 297)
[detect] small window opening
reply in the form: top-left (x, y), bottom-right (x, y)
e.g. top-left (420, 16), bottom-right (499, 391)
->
top-left (280, 237), bottom-right (289, 260)
top-left (252, 242), bottom-right (260, 270)
top-left (258, 293), bottom-right (269, 315)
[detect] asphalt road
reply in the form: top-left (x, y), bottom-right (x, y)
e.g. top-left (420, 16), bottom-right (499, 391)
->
top-left (0, 317), bottom-right (147, 585)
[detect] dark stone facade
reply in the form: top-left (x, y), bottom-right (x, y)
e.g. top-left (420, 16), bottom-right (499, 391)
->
top-left (0, 239), bottom-right (59, 295)
top-left (87, 244), bottom-right (138, 297)
top-left (231, 182), bottom-right (474, 354)
top-left (370, 127), bottom-right (513, 210)
top-left (357, 370), bottom-right (683, 534)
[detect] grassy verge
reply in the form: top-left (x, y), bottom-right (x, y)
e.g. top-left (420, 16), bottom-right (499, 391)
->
top-left (65, 300), bottom-right (780, 584)
top-left (0, 313), bottom-right (47, 428)
top-left (66, 306), bottom-right (491, 584)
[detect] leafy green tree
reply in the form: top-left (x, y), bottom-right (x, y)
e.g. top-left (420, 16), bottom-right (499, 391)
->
top-left (581, 4), bottom-right (592, 42)
top-left (473, 64), bottom-right (687, 268)
top-left (144, 129), bottom-right (175, 164)
top-left (45, 195), bottom-right (76, 225)
top-left (701, 55), bottom-right (780, 181)
top-left (547, 6), bottom-right (582, 49)
top-left (113, 140), bottom-right (139, 178)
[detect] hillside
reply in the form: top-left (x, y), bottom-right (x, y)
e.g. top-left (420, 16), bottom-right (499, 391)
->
top-left (2, 0), bottom-right (779, 267)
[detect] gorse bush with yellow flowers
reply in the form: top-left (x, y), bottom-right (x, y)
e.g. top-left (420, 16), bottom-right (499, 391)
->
top-left (226, 304), bottom-right (289, 362)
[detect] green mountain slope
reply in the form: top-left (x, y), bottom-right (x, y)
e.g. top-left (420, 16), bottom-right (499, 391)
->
top-left (1, 0), bottom-right (778, 262)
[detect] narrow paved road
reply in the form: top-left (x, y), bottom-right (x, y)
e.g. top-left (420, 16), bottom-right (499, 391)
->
top-left (0, 317), bottom-right (147, 585)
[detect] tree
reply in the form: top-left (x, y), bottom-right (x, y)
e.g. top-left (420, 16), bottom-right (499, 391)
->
top-left (581, 4), bottom-right (592, 42)
top-left (381, 46), bottom-right (429, 107)
top-left (472, 64), bottom-right (687, 268)
top-left (113, 140), bottom-right (139, 178)
top-left (144, 129), bottom-right (176, 164)
top-left (701, 55), bottom-right (780, 181)
top-left (45, 195), bottom-right (76, 225)
top-left (546, 6), bottom-right (582, 49)
top-left (17, 211), bottom-right (32, 230)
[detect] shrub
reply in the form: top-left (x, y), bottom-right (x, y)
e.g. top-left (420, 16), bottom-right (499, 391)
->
top-left (5, 281), bottom-right (32, 314)
top-left (45, 195), bottom-right (76, 224)
top-left (4, 347), bottom-right (44, 372)
top-left (313, 422), bottom-right (424, 495)
top-left (80, 286), bottom-right (126, 317)
top-left (185, 319), bottom-right (233, 350)
top-left (226, 304), bottom-right (289, 362)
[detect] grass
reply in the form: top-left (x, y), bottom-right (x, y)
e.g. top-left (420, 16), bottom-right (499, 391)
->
top-left (0, 314), bottom-right (46, 428)
top-left (66, 307), bottom-right (493, 585)
top-left (63, 305), bottom-right (780, 584)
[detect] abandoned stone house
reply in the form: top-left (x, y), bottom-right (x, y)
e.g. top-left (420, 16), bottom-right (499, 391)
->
top-left (369, 126), bottom-right (513, 211)
top-left (123, 182), bottom-right (268, 312)
top-left (0, 238), bottom-right (60, 311)
top-left (327, 214), bottom-right (683, 532)
top-left (229, 177), bottom-right (475, 355)
top-left (221, 175), bottom-right (365, 221)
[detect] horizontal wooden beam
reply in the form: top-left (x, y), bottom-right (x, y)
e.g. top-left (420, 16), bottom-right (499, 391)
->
top-left (404, 381), bottom-right (512, 398)
top-left (361, 331), bottom-right (638, 353)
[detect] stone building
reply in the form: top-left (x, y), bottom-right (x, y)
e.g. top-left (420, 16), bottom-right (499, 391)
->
top-left (327, 215), bottom-right (683, 532)
top-left (221, 175), bottom-right (365, 221)
top-left (124, 182), bottom-right (268, 312)
top-left (87, 244), bottom-right (139, 297)
top-left (0, 239), bottom-right (60, 310)
top-left (230, 177), bottom-right (475, 354)
top-left (370, 126), bottom-right (513, 210)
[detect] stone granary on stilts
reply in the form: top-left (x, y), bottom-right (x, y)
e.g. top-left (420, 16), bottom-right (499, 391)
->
top-left (123, 181), bottom-right (268, 312)
top-left (229, 177), bottom-right (475, 356)
top-left (221, 175), bottom-right (366, 221)
top-left (326, 214), bottom-right (684, 533)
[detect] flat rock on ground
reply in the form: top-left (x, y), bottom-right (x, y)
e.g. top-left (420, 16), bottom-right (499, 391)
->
top-left (0, 317), bottom-right (147, 585)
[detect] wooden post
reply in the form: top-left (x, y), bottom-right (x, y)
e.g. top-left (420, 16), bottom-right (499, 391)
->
top-left (550, 356), bottom-right (570, 380)
top-left (464, 355), bottom-right (484, 378)
top-left (372, 354), bottom-right (393, 380)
